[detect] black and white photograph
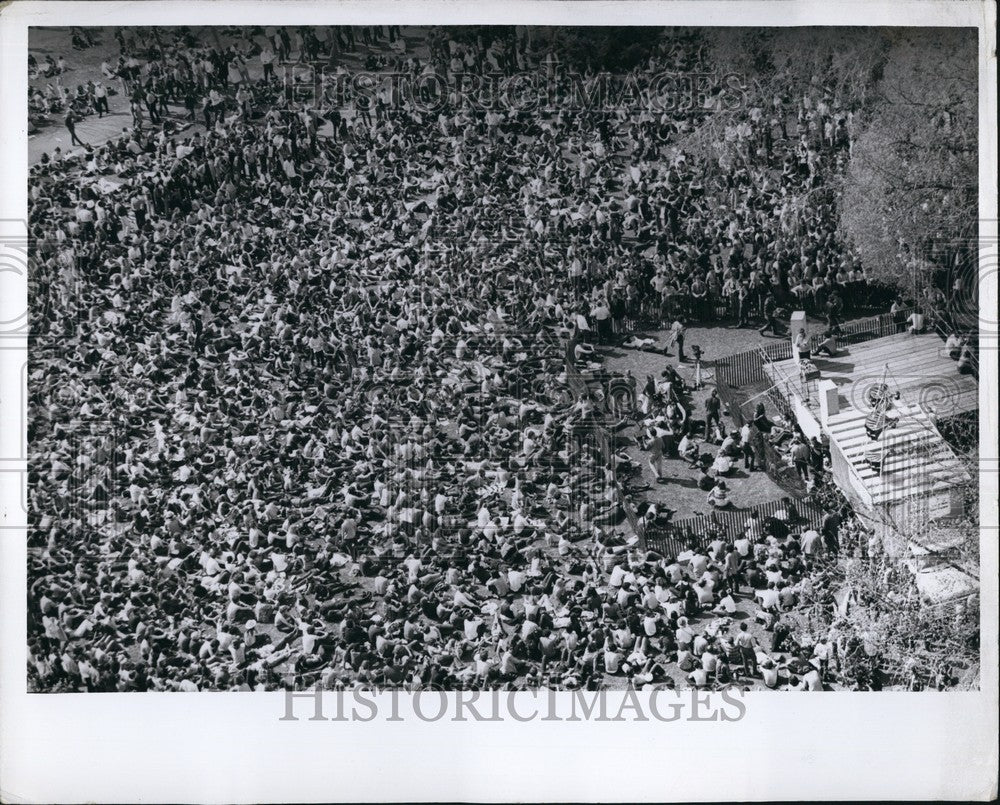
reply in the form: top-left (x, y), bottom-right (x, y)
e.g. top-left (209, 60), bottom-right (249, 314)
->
top-left (23, 20), bottom-right (985, 694)
top-left (1, 1), bottom-right (997, 802)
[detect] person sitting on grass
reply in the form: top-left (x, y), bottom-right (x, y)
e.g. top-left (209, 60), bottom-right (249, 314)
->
top-left (697, 466), bottom-right (716, 492)
top-left (707, 479), bottom-right (731, 508)
top-left (711, 452), bottom-right (735, 477)
top-left (761, 656), bottom-right (781, 689)
top-left (719, 431), bottom-right (742, 459)
top-left (678, 429), bottom-right (700, 466)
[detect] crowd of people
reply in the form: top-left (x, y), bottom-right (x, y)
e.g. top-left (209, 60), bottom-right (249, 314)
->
top-left (29, 31), bottom-right (108, 134)
top-left (27, 26), bottom-right (938, 693)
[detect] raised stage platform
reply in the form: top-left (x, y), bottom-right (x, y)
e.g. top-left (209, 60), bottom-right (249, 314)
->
top-left (763, 330), bottom-right (976, 513)
top-left (763, 331), bottom-right (978, 424)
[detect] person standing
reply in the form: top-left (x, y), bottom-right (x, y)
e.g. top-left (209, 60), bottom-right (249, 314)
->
top-left (736, 280), bottom-right (751, 327)
top-left (669, 317), bottom-right (686, 362)
top-left (723, 545), bottom-right (742, 596)
top-left (145, 84), bottom-right (161, 125)
top-left (234, 83), bottom-right (251, 119)
top-left (890, 295), bottom-right (907, 333)
top-left (740, 421), bottom-right (756, 471)
top-left (260, 45), bottom-right (276, 81)
top-left (704, 388), bottom-right (725, 443)
top-left (93, 81), bottom-right (109, 117)
top-left (809, 436), bottom-right (826, 478)
top-left (591, 297), bottom-right (612, 345)
top-left (647, 431), bottom-right (666, 484)
top-left (131, 191), bottom-right (148, 231)
top-left (690, 273), bottom-right (708, 322)
top-left (130, 95), bottom-right (144, 128)
top-left (722, 274), bottom-right (739, 321)
top-left (735, 623), bottom-right (759, 677)
top-left (791, 437), bottom-right (810, 482)
top-left (821, 508), bottom-right (841, 555)
top-left (609, 290), bottom-right (626, 337)
top-left (759, 292), bottom-right (779, 336)
top-left (813, 635), bottom-right (835, 682)
top-left (183, 86), bottom-right (197, 121)
top-left (826, 289), bottom-right (843, 332)
top-left (234, 48), bottom-right (251, 84)
top-left (64, 110), bottom-right (86, 147)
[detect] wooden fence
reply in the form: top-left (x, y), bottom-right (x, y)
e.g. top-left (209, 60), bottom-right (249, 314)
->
top-left (565, 335), bottom-right (837, 559)
top-left (710, 307), bottom-right (916, 500)
top-left (713, 340), bottom-right (793, 388)
top-left (567, 308), bottom-right (910, 556)
top-left (713, 366), bottom-right (804, 498)
top-left (713, 308), bottom-right (913, 389)
top-left (644, 496), bottom-right (828, 560)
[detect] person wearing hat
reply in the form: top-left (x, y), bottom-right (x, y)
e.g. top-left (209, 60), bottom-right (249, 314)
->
top-left (707, 478), bottom-right (731, 508)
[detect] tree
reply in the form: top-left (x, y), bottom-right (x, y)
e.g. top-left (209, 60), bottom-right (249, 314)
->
top-left (677, 28), bottom-right (888, 169)
top-left (838, 542), bottom-right (979, 689)
top-left (839, 29), bottom-right (978, 293)
top-left (834, 454), bottom-right (980, 690)
top-left (549, 27), bottom-right (666, 72)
